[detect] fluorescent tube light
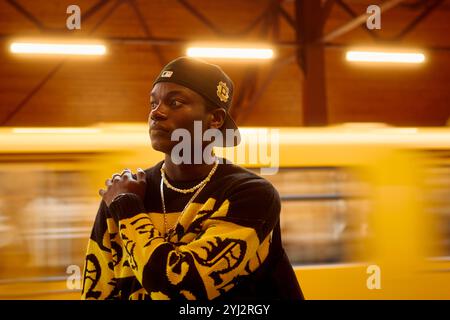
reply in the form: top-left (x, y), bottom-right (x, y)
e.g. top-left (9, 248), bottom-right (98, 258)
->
top-left (10, 42), bottom-right (106, 56)
top-left (346, 50), bottom-right (425, 64)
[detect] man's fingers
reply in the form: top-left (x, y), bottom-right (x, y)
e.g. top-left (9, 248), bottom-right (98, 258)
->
top-left (121, 168), bottom-right (131, 175)
top-left (112, 175), bottom-right (121, 183)
top-left (98, 189), bottom-right (105, 196)
top-left (105, 178), bottom-right (112, 186)
top-left (137, 168), bottom-right (146, 183)
top-left (122, 171), bottom-right (133, 180)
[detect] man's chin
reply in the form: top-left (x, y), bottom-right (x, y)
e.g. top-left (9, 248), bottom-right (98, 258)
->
top-left (150, 139), bottom-right (172, 154)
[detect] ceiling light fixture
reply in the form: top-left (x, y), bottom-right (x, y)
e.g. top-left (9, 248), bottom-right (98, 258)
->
top-left (10, 41), bottom-right (106, 56)
top-left (346, 50), bottom-right (425, 64)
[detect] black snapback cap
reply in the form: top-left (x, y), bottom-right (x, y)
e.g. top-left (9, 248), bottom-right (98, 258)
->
top-left (153, 56), bottom-right (241, 147)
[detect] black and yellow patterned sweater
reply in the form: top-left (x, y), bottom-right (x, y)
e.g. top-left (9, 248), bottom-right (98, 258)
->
top-left (81, 160), bottom-right (302, 300)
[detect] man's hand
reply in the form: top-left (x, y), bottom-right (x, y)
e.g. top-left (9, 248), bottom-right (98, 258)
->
top-left (99, 168), bottom-right (146, 207)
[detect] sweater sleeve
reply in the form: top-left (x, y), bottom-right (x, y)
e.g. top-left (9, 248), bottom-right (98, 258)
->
top-left (81, 201), bottom-right (119, 300)
top-left (108, 179), bottom-right (280, 300)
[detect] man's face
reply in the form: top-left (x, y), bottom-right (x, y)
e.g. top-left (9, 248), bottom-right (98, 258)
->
top-left (149, 82), bottom-right (212, 154)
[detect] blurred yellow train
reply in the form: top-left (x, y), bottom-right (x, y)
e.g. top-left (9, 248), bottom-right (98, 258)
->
top-left (0, 123), bottom-right (449, 299)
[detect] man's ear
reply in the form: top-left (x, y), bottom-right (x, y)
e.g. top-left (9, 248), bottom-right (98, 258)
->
top-left (208, 108), bottom-right (226, 129)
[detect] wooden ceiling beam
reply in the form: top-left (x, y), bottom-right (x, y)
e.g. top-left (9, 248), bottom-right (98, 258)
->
top-left (295, 0), bottom-right (328, 126)
top-left (392, 0), bottom-right (445, 41)
top-left (5, 0), bottom-right (45, 31)
top-left (322, 0), bottom-right (405, 43)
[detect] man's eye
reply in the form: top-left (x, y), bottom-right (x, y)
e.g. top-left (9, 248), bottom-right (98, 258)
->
top-left (170, 100), bottom-right (183, 107)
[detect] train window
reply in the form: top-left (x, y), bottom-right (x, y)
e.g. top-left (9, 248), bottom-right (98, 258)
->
top-left (253, 167), bottom-right (372, 265)
top-left (0, 168), bottom-right (98, 281)
top-left (423, 151), bottom-right (450, 258)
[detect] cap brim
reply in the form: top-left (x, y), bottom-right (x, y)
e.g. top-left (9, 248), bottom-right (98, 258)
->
top-left (220, 113), bottom-right (241, 147)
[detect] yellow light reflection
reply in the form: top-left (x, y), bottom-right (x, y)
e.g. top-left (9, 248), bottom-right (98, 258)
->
top-left (12, 128), bottom-right (102, 134)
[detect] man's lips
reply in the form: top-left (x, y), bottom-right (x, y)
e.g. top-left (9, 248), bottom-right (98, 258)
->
top-left (150, 124), bottom-right (169, 132)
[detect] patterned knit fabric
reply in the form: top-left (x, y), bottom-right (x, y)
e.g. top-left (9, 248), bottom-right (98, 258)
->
top-left (81, 160), bottom-right (295, 300)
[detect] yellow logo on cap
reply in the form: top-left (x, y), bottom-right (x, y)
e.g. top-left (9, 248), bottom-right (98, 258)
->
top-left (217, 81), bottom-right (229, 103)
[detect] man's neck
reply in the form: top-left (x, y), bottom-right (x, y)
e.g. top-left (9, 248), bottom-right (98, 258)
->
top-left (163, 154), bottom-right (217, 182)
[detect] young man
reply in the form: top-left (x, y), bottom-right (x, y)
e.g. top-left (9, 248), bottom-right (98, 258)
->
top-left (81, 57), bottom-right (303, 300)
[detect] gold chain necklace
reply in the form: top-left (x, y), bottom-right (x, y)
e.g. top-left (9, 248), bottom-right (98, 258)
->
top-left (160, 160), bottom-right (218, 194)
top-left (159, 160), bottom-right (219, 240)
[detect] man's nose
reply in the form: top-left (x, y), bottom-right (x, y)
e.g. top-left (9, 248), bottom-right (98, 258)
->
top-left (150, 103), bottom-right (168, 121)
